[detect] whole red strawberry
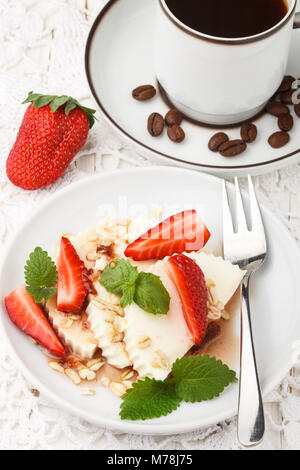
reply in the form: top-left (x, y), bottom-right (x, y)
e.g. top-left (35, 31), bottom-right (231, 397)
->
top-left (6, 92), bottom-right (96, 190)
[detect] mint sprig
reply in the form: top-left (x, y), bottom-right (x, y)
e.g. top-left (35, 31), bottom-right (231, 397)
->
top-left (120, 355), bottom-right (237, 421)
top-left (23, 92), bottom-right (97, 128)
top-left (25, 247), bottom-right (58, 303)
top-left (99, 259), bottom-right (170, 314)
top-left (100, 259), bottom-right (138, 308)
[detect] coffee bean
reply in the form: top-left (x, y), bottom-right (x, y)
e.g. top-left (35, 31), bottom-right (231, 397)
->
top-left (240, 123), bottom-right (257, 143)
top-left (219, 140), bottom-right (247, 157)
top-left (277, 75), bottom-right (296, 93)
top-left (208, 132), bottom-right (229, 152)
top-left (167, 125), bottom-right (185, 143)
top-left (278, 113), bottom-right (294, 132)
top-left (295, 103), bottom-right (300, 118)
top-left (147, 113), bottom-right (164, 137)
top-left (268, 131), bottom-right (289, 148)
top-left (280, 90), bottom-right (294, 105)
top-left (165, 109), bottom-right (183, 126)
top-left (132, 85), bottom-right (156, 101)
top-left (266, 101), bottom-right (290, 117)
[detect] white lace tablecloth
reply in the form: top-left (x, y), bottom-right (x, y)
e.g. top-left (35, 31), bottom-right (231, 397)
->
top-left (1, 0), bottom-right (300, 450)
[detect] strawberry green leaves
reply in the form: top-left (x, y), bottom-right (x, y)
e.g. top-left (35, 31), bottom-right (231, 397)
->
top-left (99, 259), bottom-right (170, 314)
top-left (24, 247), bottom-right (58, 303)
top-left (23, 92), bottom-right (97, 128)
top-left (120, 355), bottom-right (237, 421)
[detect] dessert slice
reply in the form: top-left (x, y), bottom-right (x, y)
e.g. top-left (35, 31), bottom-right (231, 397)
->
top-left (187, 252), bottom-right (246, 308)
top-left (123, 251), bottom-right (245, 381)
top-left (46, 296), bottom-right (98, 360)
top-left (86, 282), bottom-right (132, 369)
top-left (123, 260), bottom-right (194, 381)
top-left (68, 218), bottom-right (135, 270)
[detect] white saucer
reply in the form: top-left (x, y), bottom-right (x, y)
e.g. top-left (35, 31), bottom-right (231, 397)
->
top-left (1, 167), bottom-right (300, 434)
top-left (85, 0), bottom-right (300, 177)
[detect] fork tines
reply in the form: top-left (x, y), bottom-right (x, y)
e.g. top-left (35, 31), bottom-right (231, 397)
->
top-left (222, 176), bottom-right (266, 266)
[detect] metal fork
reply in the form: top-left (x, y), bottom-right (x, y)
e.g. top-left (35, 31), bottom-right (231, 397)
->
top-left (223, 176), bottom-right (267, 447)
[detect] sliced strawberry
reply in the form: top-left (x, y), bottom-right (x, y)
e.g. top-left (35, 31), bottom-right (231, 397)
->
top-left (125, 210), bottom-right (210, 261)
top-left (5, 285), bottom-right (66, 356)
top-left (167, 254), bottom-right (208, 345)
top-left (57, 237), bottom-right (89, 312)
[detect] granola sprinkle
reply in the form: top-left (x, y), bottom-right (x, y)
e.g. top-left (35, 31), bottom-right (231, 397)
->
top-left (206, 280), bottom-right (230, 321)
top-left (110, 382), bottom-right (127, 397)
top-left (87, 359), bottom-right (105, 371)
top-left (78, 368), bottom-right (96, 381)
top-left (49, 361), bottom-right (65, 374)
top-left (65, 369), bottom-right (81, 385)
top-left (151, 350), bottom-right (169, 370)
top-left (80, 388), bottom-right (96, 396)
top-left (137, 337), bottom-right (151, 349)
top-left (121, 369), bottom-right (134, 381)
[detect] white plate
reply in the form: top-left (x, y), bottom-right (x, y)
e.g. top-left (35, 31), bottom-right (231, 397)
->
top-left (85, 0), bottom-right (300, 177)
top-left (0, 167), bottom-right (300, 435)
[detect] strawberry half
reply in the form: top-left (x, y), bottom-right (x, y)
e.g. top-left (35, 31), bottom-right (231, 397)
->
top-left (125, 210), bottom-right (210, 261)
top-left (6, 92), bottom-right (96, 190)
top-left (57, 237), bottom-right (89, 312)
top-left (167, 254), bottom-right (208, 345)
top-left (5, 285), bottom-right (66, 356)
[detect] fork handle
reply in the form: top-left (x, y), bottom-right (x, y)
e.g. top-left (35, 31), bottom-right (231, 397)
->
top-left (238, 275), bottom-right (265, 447)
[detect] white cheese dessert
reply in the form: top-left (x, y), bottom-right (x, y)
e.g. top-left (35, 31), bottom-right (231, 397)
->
top-left (45, 214), bottom-right (245, 394)
top-left (124, 260), bottom-right (194, 381)
top-left (46, 296), bottom-right (98, 359)
top-left (187, 252), bottom-right (245, 308)
top-left (123, 255), bottom-right (245, 381)
top-left (86, 297), bottom-right (131, 369)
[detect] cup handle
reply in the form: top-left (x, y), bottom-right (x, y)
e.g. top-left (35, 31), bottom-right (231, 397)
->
top-left (294, 11), bottom-right (300, 28)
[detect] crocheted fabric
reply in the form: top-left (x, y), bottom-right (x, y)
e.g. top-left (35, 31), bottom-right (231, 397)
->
top-left (0, 0), bottom-right (300, 450)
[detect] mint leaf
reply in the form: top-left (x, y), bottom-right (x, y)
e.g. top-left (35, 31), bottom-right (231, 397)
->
top-left (134, 272), bottom-right (170, 315)
top-left (99, 259), bottom-right (138, 307)
top-left (25, 247), bottom-right (57, 288)
top-left (172, 355), bottom-right (237, 403)
top-left (120, 284), bottom-right (135, 308)
top-left (120, 378), bottom-right (181, 421)
top-left (100, 259), bottom-right (138, 293)
top-left (99, 259), bottom-right (170, 315)
top-left (26, 286), bottom-right (57, 304)
top-left (24, 247), bottom-right (58, 302)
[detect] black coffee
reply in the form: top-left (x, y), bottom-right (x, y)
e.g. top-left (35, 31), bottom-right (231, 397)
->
top-left (165, 0), bottom-right (288, 38)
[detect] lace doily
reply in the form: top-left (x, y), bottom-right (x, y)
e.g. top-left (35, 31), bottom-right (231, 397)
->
top-left (0, 0), bottom-right (300, 450)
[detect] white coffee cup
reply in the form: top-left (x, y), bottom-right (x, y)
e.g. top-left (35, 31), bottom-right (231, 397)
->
top-left (154, 0), bottom-right (300, 126)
